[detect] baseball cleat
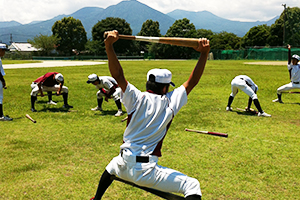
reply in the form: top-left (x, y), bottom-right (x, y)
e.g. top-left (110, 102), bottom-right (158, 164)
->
top-left (115, 110), bottom-right (123, 117)
top-left (258, 112), bottom-right (271, 117)
top-left (0, 115), bottom-right (13, 121)
top-left (272, 98), bottom-right (283, 103)
top-left (47, 100), bottom-right (57, 105)
top-left (31, 108), bottom-right (37, 112)
top-left (226, 107), bottom-right (232, 111)
top-left (91, 106), bottom-right (102, 111)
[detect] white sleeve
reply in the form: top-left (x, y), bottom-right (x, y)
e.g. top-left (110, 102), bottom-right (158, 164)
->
top-left (102, 79), bottom-right (114, 90)
top-left (166, 85), bottom-right (188, 116)
top-left (121, 82), bottom-right (141, 115)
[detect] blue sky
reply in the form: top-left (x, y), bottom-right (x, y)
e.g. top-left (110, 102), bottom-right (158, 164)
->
top-left (0, 0), bottom-right (299, 24)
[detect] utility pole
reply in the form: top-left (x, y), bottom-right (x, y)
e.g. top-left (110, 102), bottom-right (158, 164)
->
top-left (282, 4), bottom-right (286, 46)
top-left (9, 33), bottom-right (13, 44)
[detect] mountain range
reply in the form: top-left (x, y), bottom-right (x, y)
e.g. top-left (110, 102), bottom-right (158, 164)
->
top-left (0, 0), bottom-right (279, 45)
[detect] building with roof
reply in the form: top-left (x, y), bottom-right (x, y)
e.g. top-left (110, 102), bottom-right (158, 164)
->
top-left (8, 42), bottom-right (40, 54)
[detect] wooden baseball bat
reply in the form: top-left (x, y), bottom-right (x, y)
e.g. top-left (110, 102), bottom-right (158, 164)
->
top-left (185, 128), bottom-right (228, 138)
top-left (121, 116), bottom-right (128, 122)
top-left (111, 175), bottom-right (185, 200)
top-left (118, 35), bottom-right (199, 48)
top-left (26, 114), bottom-right (36, 123)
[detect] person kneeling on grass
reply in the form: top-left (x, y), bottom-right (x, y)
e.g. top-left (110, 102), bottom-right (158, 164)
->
top-left (87, 74), bottom-right (123, 117)
top-left (90, 30), bottom-right (210, 200)
top-left (30, 72), bottom-right (73, 112)
top-left (226, 75), bottom-right (271, 117)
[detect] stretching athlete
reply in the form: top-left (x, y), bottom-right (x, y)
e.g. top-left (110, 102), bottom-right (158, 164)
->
top-left (273, 44), bottom-right (300, 103)
top-left (90, 30), bottom-right (210, 200)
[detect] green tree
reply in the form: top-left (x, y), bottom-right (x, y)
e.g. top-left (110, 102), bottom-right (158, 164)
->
top-left (92, 17), bottom-right (133, 55)
top-left (137, 19), bottom-right (161, 57)
top-left (196, 29), bottom-right (215, 40)
top-left (138, 19), bottom-right (161, 37)
top-left (242, 24), bottom-right (270, 47)
top-left (211, 31), bottom-right (241, 50)
top-left (268, 7), bottom-right (300, 46)
top-left (28, 34), bottom-right (58, 56)
top-left (52, 17), bottom-right (87, 55)
top-left (161, 18), bottom-right (197, 59)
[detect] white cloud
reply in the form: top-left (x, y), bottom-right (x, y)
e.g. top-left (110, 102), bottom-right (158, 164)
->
top-left (0, 0), bottom-right (299, 24)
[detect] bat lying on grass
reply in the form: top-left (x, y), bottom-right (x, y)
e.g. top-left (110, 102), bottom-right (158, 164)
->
top-left (25, 114), bottom-right (36, 123)
top-left (185, 128), bottom-right (228, 138)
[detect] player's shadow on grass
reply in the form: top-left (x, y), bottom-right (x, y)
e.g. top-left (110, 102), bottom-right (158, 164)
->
top-left (94, 110), bottom-right (119, 116)
top-left (284, 102), bottom-right (300, 105)
top-left (235, 111), bottom-right (257, 116)
top-left (36, 100), bottom-right (72, 112)
top-left (38, 107), bottom-right (71, 113)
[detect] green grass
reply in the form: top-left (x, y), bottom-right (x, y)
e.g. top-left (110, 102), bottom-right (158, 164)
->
top-left (2, 60), bottom-right (41, 64)
top-left (0, 60), bottom-right (299, 199)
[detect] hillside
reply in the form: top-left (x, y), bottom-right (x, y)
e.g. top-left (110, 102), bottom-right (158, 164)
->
top-left (167, 10), bottom-right (278, 36)
top-left (0, 0), bottom-right (279, 44)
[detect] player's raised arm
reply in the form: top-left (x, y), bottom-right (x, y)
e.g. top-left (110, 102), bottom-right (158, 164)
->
top-left (288, 44), bottom-right (291, 65)
top-left (183, 38), bottom-right (210, 95)
top-left (104, 30), bottom-right (128, 92)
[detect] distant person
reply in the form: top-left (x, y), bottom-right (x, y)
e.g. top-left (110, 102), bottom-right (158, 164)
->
top-left (0, 43), bottom-right (12, 121)
top-left (87, 74), bottom-right (123, 117)
top-left (273, 44), bottom-right (300, 103)
top-left (30, 72), bottom-right (73, 112)
top-left (226, 75), bottom-right (271, 117)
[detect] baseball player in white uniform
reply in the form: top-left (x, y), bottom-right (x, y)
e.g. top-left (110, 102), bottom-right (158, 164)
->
top-left (30, 72), bottom-right (73, 112)
top-left (273, 44), bottom-right (300, 103)
top-left (0, 43), bottom-right (13, 121)
top-left (226, 75), bottom-right (271, 117)
top-left (87, 74), bottom-right (123, 117)
top-left (90, 30), bottom-right (210, 200)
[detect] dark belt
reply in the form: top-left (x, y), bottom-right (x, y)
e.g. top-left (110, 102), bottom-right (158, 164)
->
top-left (293, 82), bottom-right (300, 84)
top-left (136, 156), bottom-right (149, 163)
top-left (121, 150), bottom-right (149, 163)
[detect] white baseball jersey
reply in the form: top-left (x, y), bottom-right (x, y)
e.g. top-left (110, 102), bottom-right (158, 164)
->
top-left (105, 82), bottom-right (202, 197)
top-left (288, 63), bottom-right (300, 83)
top-left (120, 82), bottom-right (187, 156)
top-left (0, 58), bottom-right (5, 77)
top-left (95, 76), bottom-right (118, 90)
top-left (0, 58), bottom-right (5, 104)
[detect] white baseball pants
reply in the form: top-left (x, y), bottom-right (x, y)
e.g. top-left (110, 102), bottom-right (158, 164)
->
top-left (106, 149), bottom-right (201, 198)
top-left (30, 82), bottom-right (68, 96)
top-left (230, 77), bottom-right (258, 99)
top-left (97, 87), bottom-right (121, 101)
top-left (277, 82), bottom-right (300, 94)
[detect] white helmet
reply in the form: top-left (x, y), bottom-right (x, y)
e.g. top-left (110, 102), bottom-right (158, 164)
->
top-left (55, 73), bottom-right (64, 82)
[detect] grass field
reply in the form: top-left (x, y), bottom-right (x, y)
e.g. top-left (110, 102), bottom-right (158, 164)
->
top-left (0, 60), bottom-right (299, 200)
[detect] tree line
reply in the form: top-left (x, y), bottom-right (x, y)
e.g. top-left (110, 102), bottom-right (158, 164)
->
top-left (28, 6), bottom-right (300, 59)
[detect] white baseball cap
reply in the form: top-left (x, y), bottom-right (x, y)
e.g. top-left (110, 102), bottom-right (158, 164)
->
top-left (147, 69), bottom-right (175, 86)
top-left (292, 54), bottom-right (300, 61)
top-left (55, 73), bottom-right (64, 82)
top-left (0, 43), bottom-right (9, 51)
top-left (87, 74), bottom-right (99, 83)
